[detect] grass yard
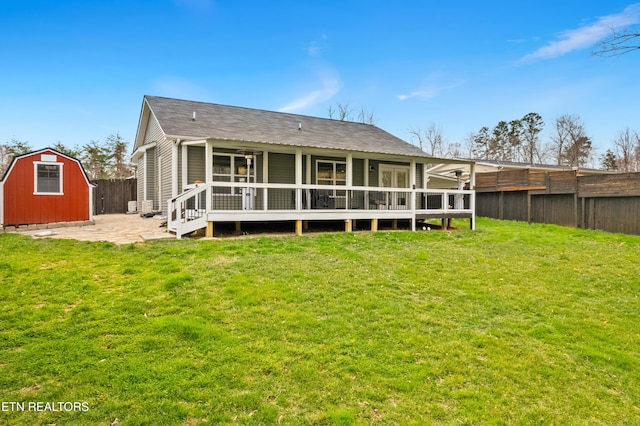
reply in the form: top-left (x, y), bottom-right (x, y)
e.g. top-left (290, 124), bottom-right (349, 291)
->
top-left (0, 217), bottom-right (639, 425)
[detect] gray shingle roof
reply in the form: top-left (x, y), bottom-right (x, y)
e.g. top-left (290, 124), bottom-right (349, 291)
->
top-left (143, 95), bottom-right (430, 158)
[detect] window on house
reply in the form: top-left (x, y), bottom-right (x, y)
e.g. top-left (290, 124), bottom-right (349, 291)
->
top-left (316, 161), bottom-right (346, 186)
top-left (316, 160), bottom-right (346, 198)
top-left (212, 153), bottom-right (256, 194)
top-left (34, 163), bottom-right (63, 194)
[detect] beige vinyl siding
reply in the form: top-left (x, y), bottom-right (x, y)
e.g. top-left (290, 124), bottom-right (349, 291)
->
top-left (145, 147), bottom-right (157, 209)
top-left (158, 140), bottom-right (173, 214)
top-left (140, 115), bottom-right (164, 211)
top-left (136, 156), bottom-right (145, 212)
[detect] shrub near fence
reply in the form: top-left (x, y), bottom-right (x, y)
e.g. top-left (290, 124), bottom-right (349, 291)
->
top-left (92, 179), bottom-right (137, 215)
top-left (475, 171), bottom-right (640, 236)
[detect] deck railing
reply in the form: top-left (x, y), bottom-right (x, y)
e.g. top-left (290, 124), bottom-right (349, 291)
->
top-left (168, 182), bottom-right (474, 236)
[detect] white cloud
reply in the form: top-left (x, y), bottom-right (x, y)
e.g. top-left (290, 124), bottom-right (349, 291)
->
top-left (306, 41), bottom-right (321, 56)
top-left (306, 34), bottom-right (329, 57)
top-left (397, 78), bottom-right (465, 101)
top-left (520, 3), bottom-right (640, 63)
top-left (397, 88), bottom-right (439, 101)
top-left (279, 74), bottom-right (340, 113)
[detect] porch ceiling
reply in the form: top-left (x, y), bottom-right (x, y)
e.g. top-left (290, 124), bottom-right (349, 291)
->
top-left (182, 138), bottom-right (473, 165)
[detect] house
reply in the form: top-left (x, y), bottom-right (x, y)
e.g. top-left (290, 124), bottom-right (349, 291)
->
top-left (132, 95), bottom-right (476, 238)
top-left (0, 148), bottom-right (94, 228)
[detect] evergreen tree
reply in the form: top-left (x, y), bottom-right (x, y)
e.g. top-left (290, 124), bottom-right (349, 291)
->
top-left (106, 132), bottom-right (132, 178)
top-left (601, 149), bottom-right (618, 171)
top-left (81, 140), bottom-right (111, 180)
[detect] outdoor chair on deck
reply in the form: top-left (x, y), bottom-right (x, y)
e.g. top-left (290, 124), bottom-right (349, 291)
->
top-left (312, 190), bottom-right (335, 209)
top-left (369, 191), bottom-right (388, 209)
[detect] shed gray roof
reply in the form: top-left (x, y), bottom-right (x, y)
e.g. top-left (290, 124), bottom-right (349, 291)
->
top-left (140, 95), bottom-right (431, 158)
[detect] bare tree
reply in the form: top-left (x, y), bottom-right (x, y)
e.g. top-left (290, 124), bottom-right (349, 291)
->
top-left (328, 102), bottom-right (375, 124)
top-left (0, 144), bottom-right (10, 176)
top-left (463, 132), bottom-right (478, 158)
top-left (328, 102), bottom-right (353, 121)
top-left (356, 108), bottom-right (376, 125)
top-left (613, 128), bottom-right (640, 172)
top-left (409, 123), bottom-right (444, 157)
top-left (550, 114), bottom-right (593, 167)
top-left (444, 141), bottom-right (464, 159)
top-left (592, 27), bottom-right (640, 57)
top-left (0, 139), bottom-right (32, 176)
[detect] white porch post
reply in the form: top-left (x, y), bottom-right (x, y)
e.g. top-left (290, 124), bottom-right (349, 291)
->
top-left (363, 158), bottom-right (369, 186)
top-left (305, 154), bottom-right (312, 210)
top-left (205, 139), bottom-right (213, 212)
top-left (470, 162), bottom-right (476, 230)
top-left (262, 151), bottom-right (269, 210)
top-left (305, 154), bottom-right (312, 184)
top-left (142, 150), bottom-right (148, 203)
top-left (346, 154), bottom-right (353, 186)
top-left (181, 144), bottom-right (188, 190)
top-left (295, 149), bottom-right (302, 210)
top-left (410, 159), bottom-right (416, 231)
top-left (422, 163), bottom-right (427, 189)
top-left (346, 153), bottom-right (353, 210)
top-left (171, 139), bottom-right (180, 198)
top-left (88, 185), bottom-right (94, 222)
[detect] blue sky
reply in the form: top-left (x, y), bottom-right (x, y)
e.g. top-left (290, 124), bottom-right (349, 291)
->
top-left (1, 0), bottom-right (639, 163)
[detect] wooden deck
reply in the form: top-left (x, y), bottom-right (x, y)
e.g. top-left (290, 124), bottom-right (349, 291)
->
top-left (168, 182), bottom-right (475, 238)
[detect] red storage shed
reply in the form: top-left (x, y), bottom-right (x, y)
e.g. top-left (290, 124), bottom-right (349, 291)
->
top-left (0, 148), bottom-right (94, 227)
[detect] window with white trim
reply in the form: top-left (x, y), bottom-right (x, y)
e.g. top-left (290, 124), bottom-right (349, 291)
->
top-left (212, 153), bottom-right (256, 194)
top-left (316, 160), bottom-right (346, 198)
top-left (316, 160), bottom-right (346, 186)
top-left (34, 162), bottom-right (63, 195)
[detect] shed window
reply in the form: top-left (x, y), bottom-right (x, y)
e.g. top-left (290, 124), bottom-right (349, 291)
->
top-left (34, 162), bottom-right (63, 194)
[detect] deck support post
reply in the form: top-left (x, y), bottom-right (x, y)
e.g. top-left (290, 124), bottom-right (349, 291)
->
top-left (206, 221), bottom-right (214, 238)
top-left (371, 218), bottom-right (378, 232)
top-left (295, 220), bottom-right (303, 236)
top-left (442, 218), bottom-right (448, 230)
top-left (303, 220), bottom-right (309, 231)
top-left (345, 219), bottom-right (352, 232)
top-left (392, 219), bottom-right (398, 230)
top-left (235, 221), bottom-right (241, 233)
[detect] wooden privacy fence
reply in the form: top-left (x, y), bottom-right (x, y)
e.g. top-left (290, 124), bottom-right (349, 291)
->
top-left (92, 179), bottom-right (137, 215)
top-left (475, 170), bottom-right (640, 235)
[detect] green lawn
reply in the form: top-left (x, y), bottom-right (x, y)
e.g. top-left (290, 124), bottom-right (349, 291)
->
top-left (1, 218), bottom-right (639, 425)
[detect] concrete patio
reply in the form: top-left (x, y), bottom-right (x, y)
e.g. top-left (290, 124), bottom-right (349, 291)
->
top-left (13, 214), bottom-right (175, 245)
